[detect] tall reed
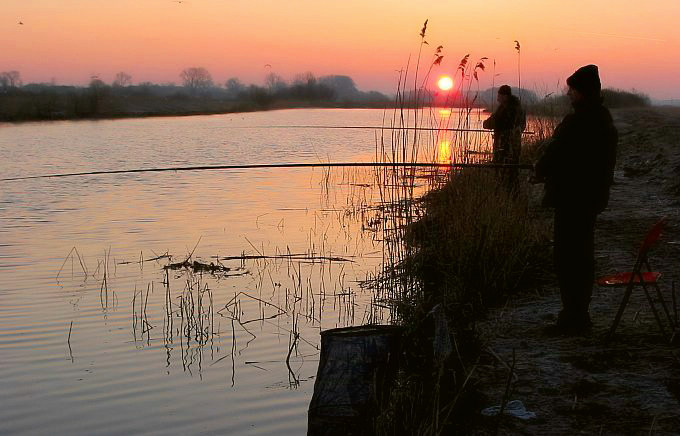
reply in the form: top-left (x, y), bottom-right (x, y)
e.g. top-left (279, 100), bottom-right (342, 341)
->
top-left (373, 23), bottom-right (552, 435)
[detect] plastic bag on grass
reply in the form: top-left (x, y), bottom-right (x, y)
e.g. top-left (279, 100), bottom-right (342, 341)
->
top-left (481, 400), bottom-right (536, 420)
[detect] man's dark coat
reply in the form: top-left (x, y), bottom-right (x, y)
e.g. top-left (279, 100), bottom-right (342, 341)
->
top-left (535, 101), bottom-right (618, 213)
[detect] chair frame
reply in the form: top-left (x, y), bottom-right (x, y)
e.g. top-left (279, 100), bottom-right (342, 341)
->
top-left (604, 218), bottom-right (676, 341)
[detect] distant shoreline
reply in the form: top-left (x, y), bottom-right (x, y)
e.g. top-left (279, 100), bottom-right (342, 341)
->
top-left (0, 101), bottom-right (394, 124)
top-left (0, 74), bottom-right (394, 123)
top-left (0, 102), bottom-right (493, 124)
top-left (1, 81), bottom-right (654, 124)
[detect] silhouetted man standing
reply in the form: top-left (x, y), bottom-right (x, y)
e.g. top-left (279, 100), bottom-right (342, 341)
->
top-left (535, 65), bottom-right (618, 334)
top-left (483, 85), bottom-right (526, 165)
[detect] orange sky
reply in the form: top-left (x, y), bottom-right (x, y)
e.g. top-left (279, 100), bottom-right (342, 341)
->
top-left (4, 0), bottom-right (679, 99)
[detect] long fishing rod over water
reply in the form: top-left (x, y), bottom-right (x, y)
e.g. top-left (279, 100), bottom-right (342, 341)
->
top-left (231, 125), bottom-right (535, 134)
top-left (1, 162), bottom-right (534, 182)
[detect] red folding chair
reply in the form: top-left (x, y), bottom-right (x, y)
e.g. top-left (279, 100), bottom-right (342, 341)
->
top-left (599, 218), bottom-right (676, 341)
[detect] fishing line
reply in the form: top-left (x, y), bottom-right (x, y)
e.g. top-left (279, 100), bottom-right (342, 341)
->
top-left (229, 125), bottom-right (535, 134)
top-left (1, 162), bottom-right (534, 182)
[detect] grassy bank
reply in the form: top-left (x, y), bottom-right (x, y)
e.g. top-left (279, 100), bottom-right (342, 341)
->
top-left (363, 24), bottom-right (560, 431)
top-left (375, 161), bottom-right (553, 434)
top-left (374, 85), bottom-right (656, 432)
top-left (371, 99), bottom-right (557, 434)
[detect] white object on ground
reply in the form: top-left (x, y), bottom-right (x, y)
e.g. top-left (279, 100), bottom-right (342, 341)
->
top-left (481, 400), bottom-right (537, 420)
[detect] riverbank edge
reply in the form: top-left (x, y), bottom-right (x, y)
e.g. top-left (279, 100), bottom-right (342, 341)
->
top-left (375, 105), bottom-right (680, 434)
top-left (374, 140), bottom-right (554, 434)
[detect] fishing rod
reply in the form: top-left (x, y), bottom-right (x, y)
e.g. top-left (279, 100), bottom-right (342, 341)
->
top-left (1, 162), bottom-right (534, 182)
top-left (232, 125), bottom-right (535, 134)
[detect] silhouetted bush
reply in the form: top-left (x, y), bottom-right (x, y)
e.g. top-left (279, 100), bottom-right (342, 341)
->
top-left (601, 88), bottom-right (650, 108)
top-left (524, 87), bottom-right (650, 116)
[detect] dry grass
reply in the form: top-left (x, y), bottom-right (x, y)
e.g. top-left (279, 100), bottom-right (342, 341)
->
top-left (410, 169), bottom-right (551, 313)
top-left (372, 22), bottom-right (555, 433)
top-left (375, 154), bottom-right (552, 435)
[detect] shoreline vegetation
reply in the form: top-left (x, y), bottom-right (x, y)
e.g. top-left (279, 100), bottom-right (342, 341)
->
top-left (376, 105), bottom-right (671, 435)
top-left (368, 23), bottom-right (659, 434)
top-left (376, 138), bottom-right (551, 434)
top-left (374, 115), bottom-right (556, 435)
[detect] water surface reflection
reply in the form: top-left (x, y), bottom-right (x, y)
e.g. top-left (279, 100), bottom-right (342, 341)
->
top-left (0, 109), bottom-right (492, 434)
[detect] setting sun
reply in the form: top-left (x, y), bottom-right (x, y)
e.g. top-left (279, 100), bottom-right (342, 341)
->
top-left (437, 76), bottom-right (453, 91)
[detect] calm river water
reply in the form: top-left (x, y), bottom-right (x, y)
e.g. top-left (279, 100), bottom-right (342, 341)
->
top-left (0, 108), bottom-right (490, 435)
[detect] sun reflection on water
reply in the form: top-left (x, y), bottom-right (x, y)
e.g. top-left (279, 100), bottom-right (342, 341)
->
top-left (437, 140), bottom-right (452, 164)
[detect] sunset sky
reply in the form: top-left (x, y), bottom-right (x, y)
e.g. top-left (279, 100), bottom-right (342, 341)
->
top-left (4, 0), bottom-right (679, 99)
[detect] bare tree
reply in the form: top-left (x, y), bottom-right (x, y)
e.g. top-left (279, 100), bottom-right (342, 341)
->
top-left (89, 77), bottom-right (107, 89)
top-left (88, 77), bottom-right (110, 114)
top-left (0, 71), bottom-right (22, 89)
top-left (225, 77), bottom-right (243, 91)
top-left (113, 72), bottom-right (132, 87)
top-left (180, 67), bottom-right (213, 90)
top-left (293, 72), bottom-right (316, 86)
top-left (225, 77), bottom-right (245, 96)
top-left (264, 72), bottom-right (286, 93)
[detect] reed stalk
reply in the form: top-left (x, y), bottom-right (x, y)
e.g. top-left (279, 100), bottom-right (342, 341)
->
top-left (373, 23), bottom-right (552, 435)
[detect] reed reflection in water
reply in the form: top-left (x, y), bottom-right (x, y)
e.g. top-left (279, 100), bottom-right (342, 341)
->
top-left (0, 108), bottom-right (497, 435)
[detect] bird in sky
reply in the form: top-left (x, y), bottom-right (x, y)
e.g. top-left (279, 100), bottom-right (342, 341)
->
top-left (264, 64), bottom-right (272, 68)
top-left (18, 21), bottom-right (24, 25)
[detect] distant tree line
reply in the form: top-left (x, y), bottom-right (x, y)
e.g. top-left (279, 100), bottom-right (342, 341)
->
top-left (0, 68), bottom-right (390, 122)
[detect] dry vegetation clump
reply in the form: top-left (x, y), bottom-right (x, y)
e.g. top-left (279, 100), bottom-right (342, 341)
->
top-left (412, 169), bottom-right (551, 312)
top-left (374, 22), bottom-right (557, 433)
top-left (525, 87), bottom-right (650, 121)
top-left (375, 168), bottom-right (552, 434)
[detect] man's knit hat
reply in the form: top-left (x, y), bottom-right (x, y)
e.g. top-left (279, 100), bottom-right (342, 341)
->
top-left (567, 65), bottom-right (601, 97)
top-left (498, 84), bottom-right (512, 95)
